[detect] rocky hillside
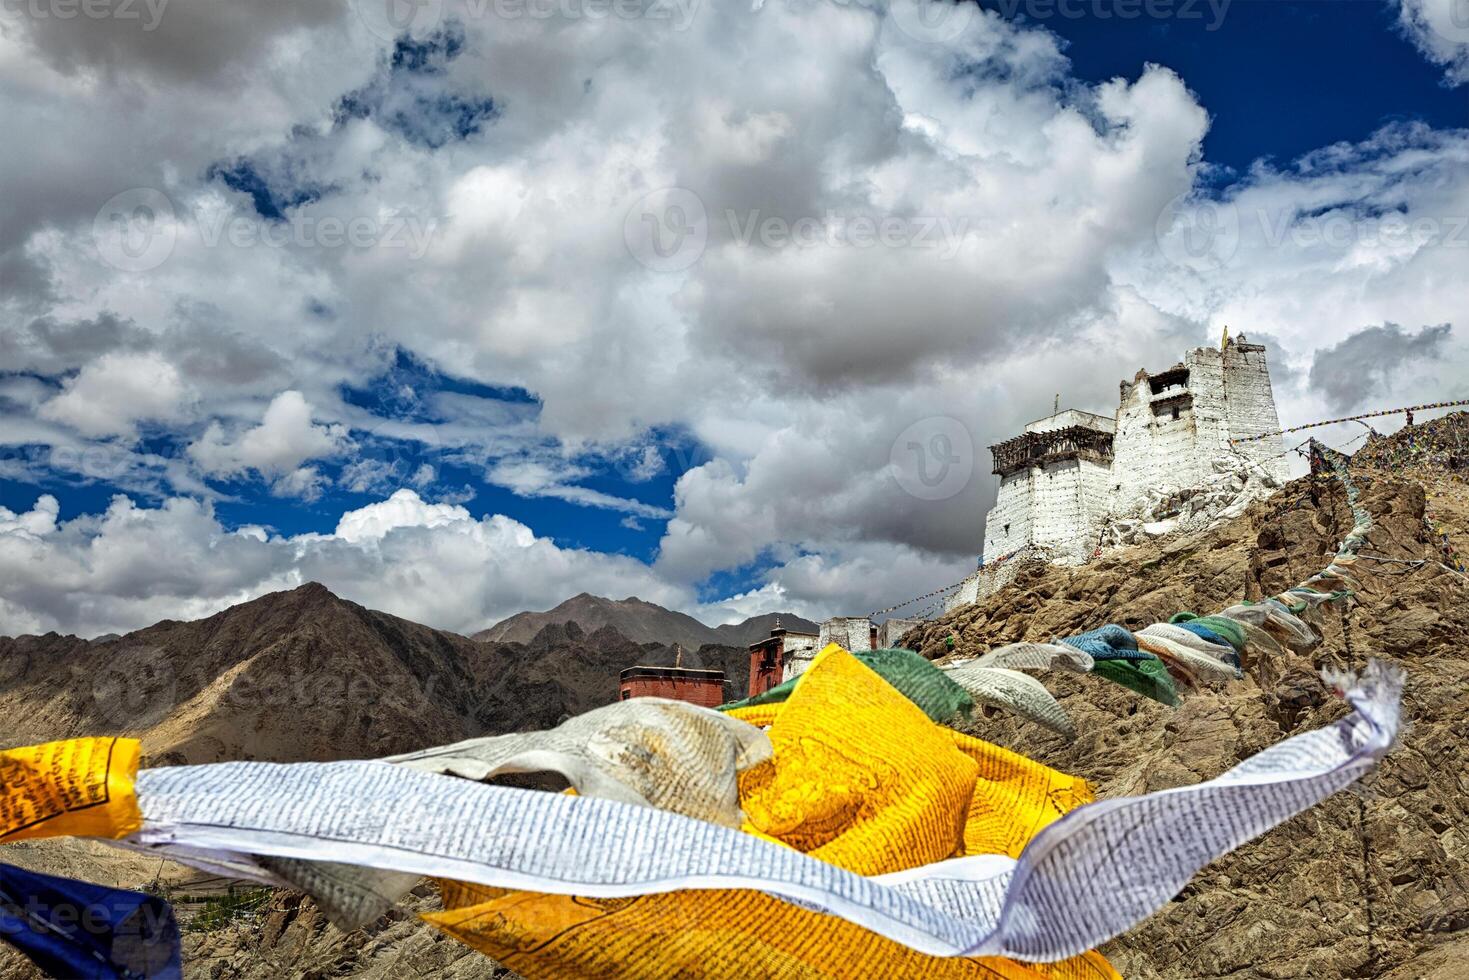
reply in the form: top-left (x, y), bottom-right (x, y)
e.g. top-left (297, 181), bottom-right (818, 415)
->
top-left (906, 464), bottom-right (1469, 979)
top-left (1355, 410), bottom-right (1469, 474)
top-left (473, 592), bottom-right (817, 649)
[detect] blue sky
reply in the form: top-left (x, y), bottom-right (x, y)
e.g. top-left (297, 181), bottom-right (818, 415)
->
top-left (1048, 0), bottom-right (1466, 171)
top-left (0, 0), bottom-right (1464, 636)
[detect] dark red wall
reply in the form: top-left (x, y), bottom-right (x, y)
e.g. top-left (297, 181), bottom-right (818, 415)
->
top-left (620, 675), bottom-right (725, 708)
top-left (747, 639), bottom-right (783, 698)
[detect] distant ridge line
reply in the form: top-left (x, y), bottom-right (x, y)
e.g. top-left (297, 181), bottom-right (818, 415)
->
top-left (473, 594), bottom-right (818, 649)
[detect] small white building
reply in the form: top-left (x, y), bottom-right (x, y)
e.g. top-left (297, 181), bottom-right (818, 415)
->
top-left (772, 627), bottom-right (820, 681)
top-left (817, 617), bottom-right (876, 655)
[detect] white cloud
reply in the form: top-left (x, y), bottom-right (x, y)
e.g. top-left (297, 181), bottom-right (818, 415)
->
top-left (333, 488), bottom-right (473, 544)
top-left (38, 353), bottom-right (190, 438)
top-left (1, 0), bottom-right (1466, 634)
top-left (0, 494), bottom-right (58, 537)
top-left (486, 458), bottom-right (674, 519)
top-left (188, 390), bottom-right (348, 495)
top-left (626, 445), bottom-right (665, 482)
top-left (271, 465), bottom-right (331, 501)
top-left (1396, 0), bottom-right (1469, 85)
top-left (0, 490), bottom-right (688, 638)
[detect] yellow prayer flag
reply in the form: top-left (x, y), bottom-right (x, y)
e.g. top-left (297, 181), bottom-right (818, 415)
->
top-left (0, 737), bottom-right (143, 843)
top-left (425, 649), bottom-right (1115, 979)
top-left (428, 881), bottom-right (1118, 979)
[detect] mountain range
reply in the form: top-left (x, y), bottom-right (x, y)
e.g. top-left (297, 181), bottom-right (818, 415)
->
top-left (472, 592), bottom-right (818, 648)
top-left (0, 583), bottom-right (763, 766)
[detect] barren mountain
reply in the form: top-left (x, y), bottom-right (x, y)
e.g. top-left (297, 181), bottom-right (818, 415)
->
top-left (473, 592), bottom-right (817, 649)
top-left (0, 582), bottom-right (744, 766)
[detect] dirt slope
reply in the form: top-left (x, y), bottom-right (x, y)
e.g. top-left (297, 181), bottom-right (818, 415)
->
top-left (907, 466), bottom-right (1469, 978)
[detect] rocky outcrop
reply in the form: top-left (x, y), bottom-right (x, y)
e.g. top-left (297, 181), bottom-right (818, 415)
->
top-left (1098, 452), bottom-right (1284, 549)
top-left (909, 469), bottom-right (1469, 978)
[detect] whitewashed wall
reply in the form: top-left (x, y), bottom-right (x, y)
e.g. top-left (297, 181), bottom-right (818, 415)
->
top-left (778, 632), bottom-right (820, 682)
top-left (1187, 348), bottom-right (1231, 472)
top-left (945, 571), bottom-right (982, 612)
top-left (879, 617), bottom-right (925, 649)
top-left (982, 472), bottom-right (1033, 563)
top-left (1222, 345), bottom-right (1292, 483)
top-left (944, 553), bottom-right (1035, 613)
top-left (1020, 457), bottom-right (1112, 561)
top-left (818, 617), bottom-right (873, 653)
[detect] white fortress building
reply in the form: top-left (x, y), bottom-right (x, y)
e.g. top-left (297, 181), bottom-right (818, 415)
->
top-left (979, 336), bottom-right (1290, 570)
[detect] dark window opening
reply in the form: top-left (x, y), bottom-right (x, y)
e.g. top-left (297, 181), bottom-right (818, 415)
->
top-left (1152, 392), bottom-right (1192, 419)
top-left (1148, 367), bottom-right (1190, 394)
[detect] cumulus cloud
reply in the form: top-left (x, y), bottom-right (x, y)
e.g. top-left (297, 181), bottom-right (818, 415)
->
top-left (188, 390), bottom-right (348, 497)
top-left (1308, 323), bottom-right (1454, 412)
top-left (0, 494), bottom-right (59, 536)
top-left (2, 0), bottom-right (1467, 633)
top-left (38, 352), bottom-right (191, 438)
top-left (333, 488), bottom-right (473, 543)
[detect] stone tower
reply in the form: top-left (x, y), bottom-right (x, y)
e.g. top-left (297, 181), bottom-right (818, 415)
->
top-left (1110, 337), bottom-right (1290, 515)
